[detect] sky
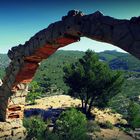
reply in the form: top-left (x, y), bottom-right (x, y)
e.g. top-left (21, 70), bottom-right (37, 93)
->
top-left (0, 0), bottom-right (140, 54)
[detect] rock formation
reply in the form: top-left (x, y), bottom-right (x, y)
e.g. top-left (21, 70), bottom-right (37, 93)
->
top-left (0, 119), bottom-right (26, 140)
top-left (0, 10), bottom-right (140, 139)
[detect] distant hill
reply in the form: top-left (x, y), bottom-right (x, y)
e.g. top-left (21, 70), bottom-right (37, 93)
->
top-left (98, 50), bottom-right (140, 72)
top-left (33, 50), bottom-right (140, 92)
top-left (0, 50), bottom-right (140, 81)
top-left (0, 54), bottom-right (9, 68)
top-left (0, 54), bottom-right (9, 78)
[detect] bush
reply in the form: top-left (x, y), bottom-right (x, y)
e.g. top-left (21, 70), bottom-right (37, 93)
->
top-left (26, 92), bottom-right (41, 105)
top-left (26, 81), bottom-right (43, 104)
top-left (45, 131), bottom-right (60, 140)
top-left (23, 116), bottom-right (47, 140)
top-left (99, 121), bottom-right (114, 129)
top-left (54, 108), bottom-right (88, 140)
top-left (131, 114), bottom-right (140, 128)
top-left (87, 121), bottom-right (101, 132)
top-left (127, 101), bottom-right (140, 128)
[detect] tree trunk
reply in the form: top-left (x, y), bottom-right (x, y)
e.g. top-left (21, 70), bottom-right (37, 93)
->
top-left (87, 97), bottom-right (94, 115)
top-left (84, 97), bottom-right (90, 114)
top-left (81, 99), bottom-right (84, 109)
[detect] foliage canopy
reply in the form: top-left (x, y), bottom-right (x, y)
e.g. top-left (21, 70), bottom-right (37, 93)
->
top-left (64, 50), bottom-right (124, 115)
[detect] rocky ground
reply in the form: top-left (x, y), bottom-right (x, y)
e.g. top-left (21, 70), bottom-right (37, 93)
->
top-left (25, 95), bottom-right (135, 140)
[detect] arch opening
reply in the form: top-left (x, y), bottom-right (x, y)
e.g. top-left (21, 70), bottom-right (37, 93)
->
top-left (0, 10), bottom-right (140, 122)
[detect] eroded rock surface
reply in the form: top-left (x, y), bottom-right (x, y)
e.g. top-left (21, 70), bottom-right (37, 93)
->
top-left (0, 119), bottom-right (26, 140)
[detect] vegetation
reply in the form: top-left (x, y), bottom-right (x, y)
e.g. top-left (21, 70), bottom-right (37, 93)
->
top-left (23, 116), bottom-right (47, 140)
top-left (127, 101), bottom-right (140, 128)
top-left (1, 50), bottom-right (140, 139)
top-left (0, 68), bottom-right (5, 79)
top-left (26, 78), bottom-right (53, 104)
top-left (33, 50), bottom-right (85, 93)
top-left (24, 109), bottom-right (91, 140)
top-left (87, 121), bottom-right (101, 132)
top-left (0, 54), bottom-right (9, 68)
top-left (109, 78), bottom-right (140, 119)
top-left (1, 50), bottom-right (140, 90)
top-left (63, 50), bottom-right (124, 115)
top-left (26, 81), bottom-right (43, 104)
top-left (54, 108), bottom-right (88, 140)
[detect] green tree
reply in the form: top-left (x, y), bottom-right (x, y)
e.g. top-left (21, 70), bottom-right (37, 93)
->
top-left (38, 77), bottom-right (52, 93)
top-left (54, 108), bottom-right (88, 140)
top-left (26, 81), bottom-right (42, 104)
top-left (63, 50), bottom-right (124, 115)
top-left (26, 77), bottom-right (52, 104)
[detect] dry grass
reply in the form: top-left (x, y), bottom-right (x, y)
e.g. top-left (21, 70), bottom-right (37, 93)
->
top-left (25, 95), bottom-right (126, 125)
top-left (25, 95), bottom-right (134, 140)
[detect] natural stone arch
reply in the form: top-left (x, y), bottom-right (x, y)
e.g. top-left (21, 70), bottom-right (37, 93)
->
top-left (0, 10), bottom-right (140, 123)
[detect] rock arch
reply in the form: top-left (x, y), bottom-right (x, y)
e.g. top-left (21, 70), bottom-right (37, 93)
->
top-left (0, 10), bottom-right (140, 123)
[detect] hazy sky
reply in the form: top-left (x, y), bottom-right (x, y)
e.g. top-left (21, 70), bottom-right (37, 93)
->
top-left (0, 0), bottom-right (140, 53)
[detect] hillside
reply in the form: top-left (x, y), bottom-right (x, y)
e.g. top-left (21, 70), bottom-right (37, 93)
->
top-left (0, 54), bottom-right (9, 78)
top-left (0, 54), bottom-right (9, 68)
top-left (1, 50), bottom-right (140, 75)
top-left (1, 50), bottom-right (140, 92)
top-left (99, 50), bottom-right (140, 71)
top-left (34, 50), bottom-right (140, 93)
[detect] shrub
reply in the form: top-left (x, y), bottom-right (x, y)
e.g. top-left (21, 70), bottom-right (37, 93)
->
top-left (54, 108), bottom-right (88, 140)
top-left (127, 101), bottom-right (140, 128)
top-left (26, 92), bottom-right (41, 105)
top-left (26, 81), bottom-right (43, 104)
top-left (87, 121), bottom-right (101, 132)
top-left (45, 131), bottom-right (60, 140)
top-left (23, 116), bottom-right (47, 140)
top-left (131, 114), bottom-right (140, 128)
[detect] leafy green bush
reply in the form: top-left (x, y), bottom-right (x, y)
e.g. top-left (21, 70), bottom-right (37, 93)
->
top-left (87, 121), bottom-right (101, 132)
top-left (23, 116), bottom-right (47, 140)
top-left (26, 81), bottom-right (43, 104)
top-left (54, 108), bottom-right (88, 140)
top-left (99, 121), bottom-right (114, 129)
top-left (26, 92), bottom-right (41, 105)
top-left (131, 114), bottom-right (140, 128)
top-left (45, 131), bottom-right (60, 140)
top-left (127, 101), bottom-right (140, 128)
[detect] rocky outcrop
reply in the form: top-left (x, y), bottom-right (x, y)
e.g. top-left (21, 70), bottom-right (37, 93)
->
top-left (0, 9), bottom-right (140, 139)
top-left (0, 119), bottom-right (26, 140)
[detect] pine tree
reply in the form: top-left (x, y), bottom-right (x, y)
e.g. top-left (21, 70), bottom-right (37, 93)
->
top-left (63, 50), bottom-right (124, 115)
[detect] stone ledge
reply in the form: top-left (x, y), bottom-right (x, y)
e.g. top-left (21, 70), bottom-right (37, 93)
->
top-left (0, 119), bottom-right (26, 140)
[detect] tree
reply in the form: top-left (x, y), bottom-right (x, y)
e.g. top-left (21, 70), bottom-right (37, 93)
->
top-left (27, 77), bottom-right (52, 104)
top-left (63, 50), bottom-right (124, 115)
top-left (27, 81), bottom-right (43, 104)
top-left (37, 77), bottom-right (52, 93)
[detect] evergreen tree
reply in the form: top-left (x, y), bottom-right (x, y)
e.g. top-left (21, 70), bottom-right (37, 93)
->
top-left (63, 50), bottom-right (124, 115)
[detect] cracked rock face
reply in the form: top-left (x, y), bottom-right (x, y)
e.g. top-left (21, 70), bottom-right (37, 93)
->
top-left (0, 9), bottom-right (140, 139)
